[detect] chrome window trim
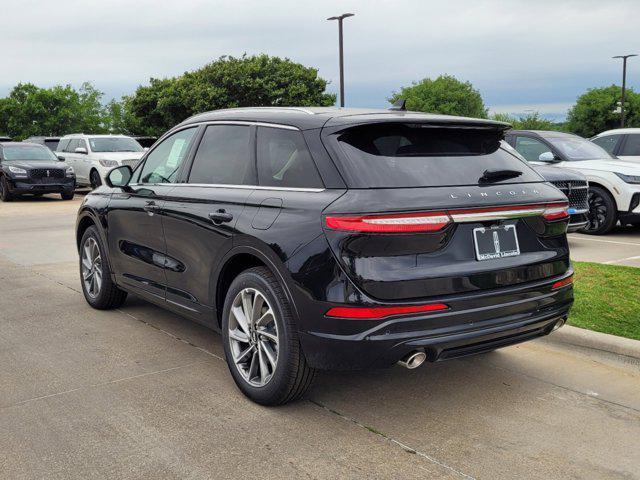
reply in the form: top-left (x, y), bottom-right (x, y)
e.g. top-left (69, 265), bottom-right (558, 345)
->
top-left (128, 182), bottom-right (325, 193)
top-left (184, 120), bottom-right (299, 131)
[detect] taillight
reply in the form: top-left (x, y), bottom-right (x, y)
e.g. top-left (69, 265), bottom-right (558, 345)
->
top-left (325, 212), bottom-right (451, 233)
top-left (325, 202), bottom-right (569, 233)
top-left (551, 275), bottom-right (573, 290)
top-left (542, 203), bottom-right (570, 221)
top-left (325, 303), bottom-right (449, 319)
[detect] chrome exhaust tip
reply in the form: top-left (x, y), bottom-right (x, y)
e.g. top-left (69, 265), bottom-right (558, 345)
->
top-left (552, 318), bottom-right (566, 331)
top-left (398, 351), bottom-right (427, 369)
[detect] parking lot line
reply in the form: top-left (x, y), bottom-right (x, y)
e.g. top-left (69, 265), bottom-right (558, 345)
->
top-left (568, 235), bottom-right (640, 247)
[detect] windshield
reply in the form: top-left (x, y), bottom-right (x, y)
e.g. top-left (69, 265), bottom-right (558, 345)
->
top-left (545, 136), bottom-right (613, 161)
top-left (334, 123), bottom-right (542, 188)
top-left (2, 145), bottom-right (58, 162)
top-left (89, 137), bottom-right (143, 153)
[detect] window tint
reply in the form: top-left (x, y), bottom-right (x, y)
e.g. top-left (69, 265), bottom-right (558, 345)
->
top-left (57, 139), bottom-right (70, 152)
top-left (257, 127), bottom-right (323, 188)
top-left (592, 135), bottom-right (621, 154)
top-left (138, 127), bottom-right (196, 184)
top-left (514, 136), bottom-right (553, 162)
top-left (188, 125), bottom-right (252, 184)
top-left (335, 124), bottom-right (542, 188)
top-left (620, 135), bottom-right (640, 156)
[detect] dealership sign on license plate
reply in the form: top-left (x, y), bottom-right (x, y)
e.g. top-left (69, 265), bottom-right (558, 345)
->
top-left (473, 225), bottom-right (520, 261)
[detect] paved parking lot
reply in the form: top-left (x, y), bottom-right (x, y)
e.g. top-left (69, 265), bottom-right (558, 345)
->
top-left (1, 195), bottom-right (639, 479)
top-left (569, 228), bottom-right (640, 267)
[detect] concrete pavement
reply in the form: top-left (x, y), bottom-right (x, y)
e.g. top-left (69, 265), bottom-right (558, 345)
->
top-left (1, 194), bottom-right (639, 479)
top-left (569, 226), bottom-right (640, 267)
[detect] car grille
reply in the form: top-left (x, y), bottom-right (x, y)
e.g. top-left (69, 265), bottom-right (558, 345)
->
top-left (121, 159), bottom-right (140, 169)
top-left (550, 180), bottom-right (588, 211)
top-left (30, 168), bottom-right (65, 179)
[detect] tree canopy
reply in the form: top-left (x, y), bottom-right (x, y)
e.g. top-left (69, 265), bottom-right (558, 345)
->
top-left (389, 75), bottom-right (487, 118)
top-left (566, 85), bottom-right (640, 138)
top-left (491, 111), bottom-right (564, 131)
top-left (119, 54), bottom-right (337, 136)
top-left (0, 83), bottom-right (106, 139)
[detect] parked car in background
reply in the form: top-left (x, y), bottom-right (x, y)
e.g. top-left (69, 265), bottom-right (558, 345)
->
top-left (133, 136), bottom-right (158, 148)
top-left (24, 136), bottom-right (61, 152)
top-left (501, 141), bottom-right (588, 232)
top-left (55, 134), bottom-right (145, 188)
top-left (591, 128), bottom-right (640, 163)
top-left (76, 107), bottom-right (574, 405)
top-left (0, 136), bottom-right (12, 142)
top-left (505, 130), bottom-right (640, 234)
top-left (0, 142), bottom-right (75, 201)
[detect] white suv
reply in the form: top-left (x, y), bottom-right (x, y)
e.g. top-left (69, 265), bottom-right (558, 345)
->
top-left (591, 128), bottom-right (640, 163)
top-left (506, 130), bottom-right (640, 234)
top-left (55, 134), bottom-right (145, 188)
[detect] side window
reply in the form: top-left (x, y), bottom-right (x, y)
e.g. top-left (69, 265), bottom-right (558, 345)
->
top-left (188, 125), bottom-right (252, 184)
top-left (592, 135), bottom-right (621, 154)
top-left (514, 136), bottom-right (552, 162)
top-left (257, 127), bottom-right (323, 188)
top-left (57, 139), bottom-right (70, 152)
top-left (66, 139), bottom-right (79, 152)
top-left (620, 135), bottom-right (640, 156)
top-left (78, 139), bottom-right (88, 152)
top-left (138, 127), bottom-right (197, 184)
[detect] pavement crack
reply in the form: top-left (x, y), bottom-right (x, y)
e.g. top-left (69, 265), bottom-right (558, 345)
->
top-left (309, 399), bottom-right (476, 480)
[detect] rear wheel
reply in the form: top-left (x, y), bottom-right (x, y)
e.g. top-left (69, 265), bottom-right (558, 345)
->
top-left (222, 267), bottom-right (315, 405)
top-left (61, 190), bottom-right (75, 200)
top-left (90, 170), bottom-right (102, 189)
top-left (80, 226), bottom-right (127, 309)
top-left (0, 176), bottom-right (13, 202)
top-left (581, 186), bottom-right (617, 235)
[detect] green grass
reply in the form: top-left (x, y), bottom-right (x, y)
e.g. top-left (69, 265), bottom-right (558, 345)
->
top-left (570, 262), bottom-right (640, 341)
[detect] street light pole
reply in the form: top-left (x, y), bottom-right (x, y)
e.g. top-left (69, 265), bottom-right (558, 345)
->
top-left (327, 13), bottom-right (354, 107)
top-left (613, 54), bottom-right (638, 128)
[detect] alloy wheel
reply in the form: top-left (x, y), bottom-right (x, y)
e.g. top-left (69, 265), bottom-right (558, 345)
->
top-left (228, 288), bottom-right (279, 387)
top-left (81, 237), bottom-right (103, 298)
top-left (586, 191), bottom-right (607, 231)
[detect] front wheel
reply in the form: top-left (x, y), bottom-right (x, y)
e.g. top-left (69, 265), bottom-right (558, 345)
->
top-left (222, 267), bottom-right (315, 405)
top-left (581, 186), bottom-right (617, 235)
top-left (90, 170), bottom-right (102, 189)
top-left (80, 226), bottom-right (127, 309)
top-left (61, 190), bottom-right (75, 200)
top-left (0, 176), bottom-right (13, 202)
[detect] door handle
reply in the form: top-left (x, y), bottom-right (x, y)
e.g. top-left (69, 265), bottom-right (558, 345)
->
top-left (209, 209), bottom-right (234, 224)
top-left (143, 201), bottom-right (159, 215)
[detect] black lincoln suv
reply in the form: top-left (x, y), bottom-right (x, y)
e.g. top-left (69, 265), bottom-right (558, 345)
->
top-left (76, 107), bottom-right (573, 405)
top-left (1, 142), bottom-right (75, 201)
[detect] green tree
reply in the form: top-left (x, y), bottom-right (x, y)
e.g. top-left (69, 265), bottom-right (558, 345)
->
top-left (490, 111), bottom-right (564, 131)
top-left (0, 82), bottom-right (107, 139)
top-left (566, 85), bottom-right (640, 138)
top-left (123, 54), bottom-right (336, 136)
top-left (389, 74), bottom-right (487, 118)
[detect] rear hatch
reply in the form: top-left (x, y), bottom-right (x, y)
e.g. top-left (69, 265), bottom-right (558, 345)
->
top-left (321, 121), bottom-right (570, 301)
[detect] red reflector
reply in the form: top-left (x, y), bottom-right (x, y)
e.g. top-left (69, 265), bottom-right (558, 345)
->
top-left (552, 275), bottom-right (573, 290)
top-left (325, 303), bottom-right (449, 319)
top-left (325, 212), bottom-right (451, 233)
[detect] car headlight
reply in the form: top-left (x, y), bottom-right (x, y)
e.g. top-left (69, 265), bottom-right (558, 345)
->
top-left (614, 172), bottom-right (640, 184)
top-left (99, 159), bottom-right (119, 168)
top-left (65, 166), bottom-right (75, 177)
top-left (7, 165), bottom-right (27, 177)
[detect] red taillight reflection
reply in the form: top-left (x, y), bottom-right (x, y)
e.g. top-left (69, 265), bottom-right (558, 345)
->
top-left (325, 303), bottom-right (449, 319)
top-left (542, 203), bottom-right (570, 221)
top-left (325, 212), bottom-right (451, 233)
top-left (552, 275), bottom-right (573, 290)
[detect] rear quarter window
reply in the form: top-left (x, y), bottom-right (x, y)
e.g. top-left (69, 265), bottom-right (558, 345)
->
top-left (332, 123), bottom-right (542, 188)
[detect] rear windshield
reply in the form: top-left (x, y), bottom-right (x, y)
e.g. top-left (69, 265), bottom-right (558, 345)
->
top-left (334, 123), bottom-right (542, 188)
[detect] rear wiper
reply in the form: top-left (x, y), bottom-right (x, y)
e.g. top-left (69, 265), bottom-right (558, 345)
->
top-left (479, 168), bottom-right (522, 183)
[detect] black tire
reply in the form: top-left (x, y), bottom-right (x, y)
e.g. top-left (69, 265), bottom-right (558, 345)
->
top-left (90, 170), bottom-right (102, 189)
top-left (222, 266), bottom-right (315, 405)
top-left (581, 186), bottom-right (617, 235)
top-left (79, 226), bottom-right (127, 309)
top-left (0, 176), bottom-right (13, 202)
top-left (61, 190), bottom-right (75, 200)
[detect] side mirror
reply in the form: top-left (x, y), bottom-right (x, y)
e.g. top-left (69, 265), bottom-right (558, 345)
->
top-left (106, 165), bottom-right (133, 189)
top-left (538, 151), bottom-right (558, 162)
top-left (57, 155), bottom-right (65, 161)
top-left (75, 147), bottom-right (87, 154)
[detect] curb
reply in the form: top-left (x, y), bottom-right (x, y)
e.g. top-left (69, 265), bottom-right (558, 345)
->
top-left (539, 325), bottom-right (640, 365)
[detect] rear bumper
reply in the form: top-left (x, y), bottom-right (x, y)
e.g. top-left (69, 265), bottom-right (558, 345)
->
top-left (298, 275), bottom-right (573, 370)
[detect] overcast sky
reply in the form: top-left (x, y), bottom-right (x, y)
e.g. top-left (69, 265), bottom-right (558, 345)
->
top-left (2, 0), bottom-right (638, 120)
